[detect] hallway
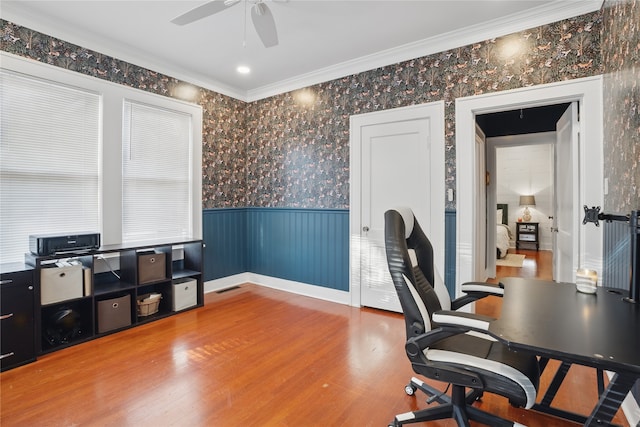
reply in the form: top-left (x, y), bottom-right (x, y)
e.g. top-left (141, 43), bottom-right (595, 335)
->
top-left (492, 249), bottom-right (553, 281)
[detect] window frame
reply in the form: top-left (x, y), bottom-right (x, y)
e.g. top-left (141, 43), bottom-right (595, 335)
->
top-left (121, 99), bottom-right (195, 243)
top-left (0, 52), bottom-right (203, 250)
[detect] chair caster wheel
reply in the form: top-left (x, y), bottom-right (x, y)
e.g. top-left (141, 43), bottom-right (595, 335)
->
top-left (405, 383), bottom-right (417, 396)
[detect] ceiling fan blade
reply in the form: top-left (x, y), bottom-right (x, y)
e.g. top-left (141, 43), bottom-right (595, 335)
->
top-left (251, 3), bottom-right (278, 48)
top-left (170, 0), bottom-right (231, 26)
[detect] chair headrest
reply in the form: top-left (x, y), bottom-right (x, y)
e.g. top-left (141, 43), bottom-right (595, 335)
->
top-left (392, 207), bottom-right (415, 239)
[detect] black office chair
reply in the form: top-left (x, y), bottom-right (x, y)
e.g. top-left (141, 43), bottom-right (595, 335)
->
top-left (384, 207), bottom-right (540, 426)
top-left (388, 207), bottom-right (506, 399)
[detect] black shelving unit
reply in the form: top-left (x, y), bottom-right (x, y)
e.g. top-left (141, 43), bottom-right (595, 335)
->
top-left (25, 238), bottom-right (203, 356)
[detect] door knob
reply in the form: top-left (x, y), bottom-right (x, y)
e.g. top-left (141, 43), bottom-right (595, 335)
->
top-left (362, 226), bottom-right (370, 232)
top-left (551, 227), bottom-right (558, 232)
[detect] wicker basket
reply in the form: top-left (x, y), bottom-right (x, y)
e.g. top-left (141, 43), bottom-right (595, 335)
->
top-left (137, 293), bottom-right (161, 317)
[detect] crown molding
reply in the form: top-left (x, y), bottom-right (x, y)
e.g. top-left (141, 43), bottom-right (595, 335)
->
top-left (2, 1), bottom-right (603, 103)
top-left (245, 0), bottom-right (603, 102)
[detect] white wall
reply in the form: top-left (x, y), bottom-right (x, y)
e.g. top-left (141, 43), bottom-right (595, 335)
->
top-left (493, 136), bottom-right (554, 250)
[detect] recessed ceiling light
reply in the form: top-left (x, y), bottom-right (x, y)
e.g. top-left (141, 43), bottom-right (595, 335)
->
top-left (237, 65), bottom-right (251, 74)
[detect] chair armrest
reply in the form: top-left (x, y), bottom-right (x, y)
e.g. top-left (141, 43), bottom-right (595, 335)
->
top-left (406, 312), bottom-right (496, 355)
top-left (451, 282), bottom-right (504, 310)
top-left (461, 282), bottom-right (504, 295)
top-left (432, 310), bottom-right (493, 331)
top-left (406, 325), bottom-right (466, 355)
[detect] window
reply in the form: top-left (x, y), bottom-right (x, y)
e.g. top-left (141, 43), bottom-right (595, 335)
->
top-left (0, 53), bottom-right (202, 262)
top-left (122, 101), bottom-right (192, 243)
top-left (0, 69), bottom-right (100, 263)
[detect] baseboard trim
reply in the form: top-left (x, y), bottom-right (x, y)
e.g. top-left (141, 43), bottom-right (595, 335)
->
top-left (204, 273), bottom-right (351, 306)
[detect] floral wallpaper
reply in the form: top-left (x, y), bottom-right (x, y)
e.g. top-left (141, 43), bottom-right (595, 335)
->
top-left (0, 9), bottom-right (609, 210)
top-left (602, 0), bottom-right (640, 213)
top-left (200, 94), bottom-right (247, 208)
top-left (245, 11), bottom-right (602, 209)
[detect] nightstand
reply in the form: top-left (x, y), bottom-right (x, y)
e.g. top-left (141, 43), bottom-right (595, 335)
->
top-left (516, 222), bottom-right (539, 251)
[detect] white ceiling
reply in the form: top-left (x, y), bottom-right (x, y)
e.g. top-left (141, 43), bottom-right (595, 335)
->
top-left (1, 1), bottom-right (602, 102)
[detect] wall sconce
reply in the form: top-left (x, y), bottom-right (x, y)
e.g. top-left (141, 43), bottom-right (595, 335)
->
top-left (519, 195), bottom-right (536, 222)
top-left (293, 88), bottom-right (317, 106)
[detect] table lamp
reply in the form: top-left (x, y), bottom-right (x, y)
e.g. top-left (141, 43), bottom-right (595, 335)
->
top-left (519, 195), bottom-right (536, 222)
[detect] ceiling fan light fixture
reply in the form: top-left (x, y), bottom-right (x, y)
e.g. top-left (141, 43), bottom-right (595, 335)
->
top-left (254, 2), bottom-right (266, 16)
top-left (237, 65), bottom-right (251, 74)
top-left (171, 0), bottom-right (279, 48)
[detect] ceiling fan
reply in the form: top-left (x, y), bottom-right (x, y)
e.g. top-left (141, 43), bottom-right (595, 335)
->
top-left (171, 0), bottom-right (279, 48)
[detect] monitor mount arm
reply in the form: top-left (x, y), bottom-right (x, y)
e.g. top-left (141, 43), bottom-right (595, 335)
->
top-left (582, 206), bottom-right (630, 225)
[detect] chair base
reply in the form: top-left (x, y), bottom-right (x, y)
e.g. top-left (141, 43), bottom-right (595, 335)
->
top-left (390, 384), bottom-right (525, 427)
top-left (406, 376), bottom-right (483, 405)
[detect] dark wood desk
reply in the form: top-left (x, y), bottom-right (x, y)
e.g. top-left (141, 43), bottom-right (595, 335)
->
top-left (489, 278), bottom-right (640, 426)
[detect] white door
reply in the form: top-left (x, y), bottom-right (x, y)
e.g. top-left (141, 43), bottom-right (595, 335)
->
top-left (361, 120), bottom-right (430, 311)
top-left (553, 102), bottom-right (579, 282)
top-left (350, 103), bottom-right (444, 312)
top-left (475, 126), bottom-right (490, 279)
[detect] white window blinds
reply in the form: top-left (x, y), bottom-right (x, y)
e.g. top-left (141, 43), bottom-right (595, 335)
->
top-left (0, 70), bottom-right (100, 263)
top-left (122, 100), bottom-right (192, 243)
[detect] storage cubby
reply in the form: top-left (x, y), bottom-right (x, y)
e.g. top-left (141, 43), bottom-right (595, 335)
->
top-left (93, 254), bottom-right (135, 296)
top-left (96, 292), bottom-right (133, 334)
top-left (172, 277), bottom-right (198, 312)
top-left (173, 241), bottom-right (204, 306)
top-left (137, 247), bottom-right (170, 285)
top-left (25, 238), bottom-right (203, 356)
top-left (136, 281), bottom-right (173, 321)
top-left (41, 298), bottom-right (93, 352)
top-left (35, 254), bottom-right (93, 306)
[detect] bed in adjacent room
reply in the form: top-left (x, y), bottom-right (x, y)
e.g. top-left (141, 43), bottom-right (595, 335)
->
top-left (496, 204), bottom-right (511, 259)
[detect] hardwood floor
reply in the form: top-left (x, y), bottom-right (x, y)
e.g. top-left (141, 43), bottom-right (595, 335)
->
top-left (480, 248), bottom-right (553, 318)
top-left (0, 251), bottom-right (630, 426)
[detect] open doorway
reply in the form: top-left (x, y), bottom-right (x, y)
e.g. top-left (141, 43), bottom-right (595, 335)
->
top-left (455, 76), bottom-right (604, 291)
top-left (476, 103), bottom-right (570, 279)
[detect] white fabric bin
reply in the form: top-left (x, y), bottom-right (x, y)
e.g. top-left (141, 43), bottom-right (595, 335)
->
top-left (172, 278), bottom-right (197, 311)
top-left (41, 265), bottom-right (84, 304)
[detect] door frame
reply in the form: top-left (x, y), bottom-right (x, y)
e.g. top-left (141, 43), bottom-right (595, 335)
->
top-left (349, 101), bottom-right (445, 307)
top-left (456, 76), bottom-right (603, 293)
